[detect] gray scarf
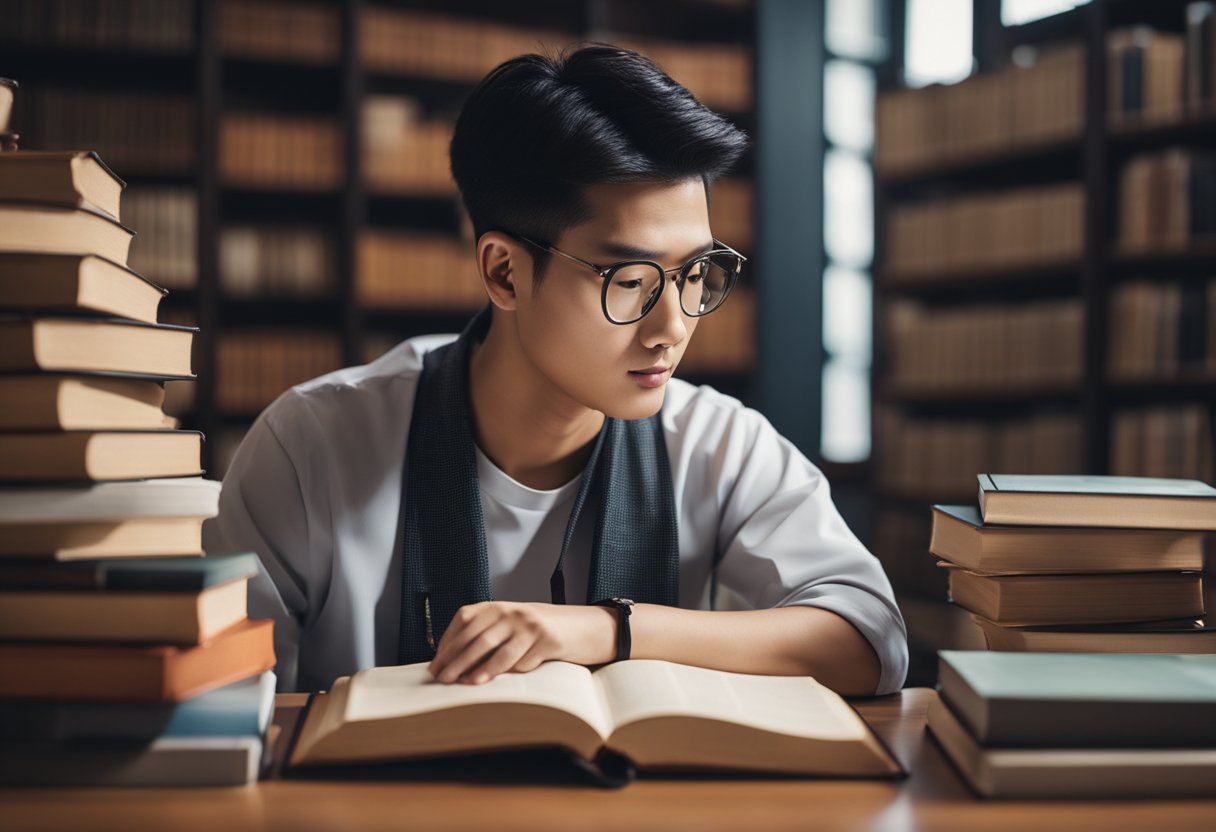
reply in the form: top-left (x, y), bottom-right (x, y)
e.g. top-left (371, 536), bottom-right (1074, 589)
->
top-left (397, 306), bottom-right (680, 664)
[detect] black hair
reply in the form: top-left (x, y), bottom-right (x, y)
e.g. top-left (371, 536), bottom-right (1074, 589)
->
top-left (449, 43), bottom-right (750, 281)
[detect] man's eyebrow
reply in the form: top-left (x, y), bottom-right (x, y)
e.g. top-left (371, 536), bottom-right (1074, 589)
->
top-left (598, 240), bottom-right (716, 262)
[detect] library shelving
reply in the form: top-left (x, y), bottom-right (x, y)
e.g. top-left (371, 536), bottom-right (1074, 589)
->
top-left (872, 0), bottom-right (1216, 682)
top-left (2, 0), bottom-right (759, 476)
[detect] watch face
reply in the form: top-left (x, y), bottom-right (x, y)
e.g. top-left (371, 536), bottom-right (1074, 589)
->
top-left (615, 597), bottom-right (635, 607)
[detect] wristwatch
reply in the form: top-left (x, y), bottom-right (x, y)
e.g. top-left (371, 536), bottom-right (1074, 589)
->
top-left (592, 597), bottom-right (635, 663)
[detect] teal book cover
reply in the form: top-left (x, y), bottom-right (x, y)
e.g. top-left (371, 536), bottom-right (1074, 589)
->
top-left (938, 651), bottom-right (1216, 747)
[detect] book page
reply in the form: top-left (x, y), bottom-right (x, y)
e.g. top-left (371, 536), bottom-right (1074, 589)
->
top-left (341, 660), bottom-right (614, 740)
top-left (593, 660), bottom-right (868, 741)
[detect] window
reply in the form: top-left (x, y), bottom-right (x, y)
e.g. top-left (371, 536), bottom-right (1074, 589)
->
top-left (904, 0), bottom-right (973, 87)
top-left (820, 2), bottom-right (886, 463)
top-left (1001, 0), bottom-right (1090, 27)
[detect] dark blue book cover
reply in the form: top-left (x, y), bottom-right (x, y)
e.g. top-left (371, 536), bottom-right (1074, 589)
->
top-left (0, 552), bottom-right (257, 591)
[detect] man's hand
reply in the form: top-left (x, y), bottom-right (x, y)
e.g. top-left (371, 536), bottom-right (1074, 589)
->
top-left (427, 601), bottom-right (617, 685)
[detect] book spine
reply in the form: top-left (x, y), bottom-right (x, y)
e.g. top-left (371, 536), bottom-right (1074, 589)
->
top-left (0, 737), bottom-right (261, 787)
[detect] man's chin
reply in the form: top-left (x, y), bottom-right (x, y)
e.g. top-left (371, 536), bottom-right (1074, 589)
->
top-left (601, 388), bottom-right (666, 422)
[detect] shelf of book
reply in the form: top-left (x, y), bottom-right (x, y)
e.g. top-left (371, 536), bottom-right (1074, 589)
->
top-left (222, 58), bottom-right (343, 104)
top-left (878, 384), bottom-right (1081, 408)
top-left (0, 45), bottom-right (197, 89)
top-left (873, 0), bottom-right (1216, 680)
top-left (877, 136), bottom-right (1081, 192)
top-left (1109, 244), bottom-right (1216, 274)
top-left (5, 0), bottom-right (760, 474)
top-left (1107, 376), bottom-right (1216, 401)
top-left (879, 262), bottom-right (1081, 299)
top-left (216, 298), bottom-right (343, 327)
top-left (1109, 107), bottom-right (1216, 150)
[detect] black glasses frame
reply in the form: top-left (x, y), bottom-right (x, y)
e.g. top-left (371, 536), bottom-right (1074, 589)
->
top-left (510, 233), bottom-right (746, 325)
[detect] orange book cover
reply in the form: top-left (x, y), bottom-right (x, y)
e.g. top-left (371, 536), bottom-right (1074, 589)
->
top-left (0, 618), bottom-right (274, 702)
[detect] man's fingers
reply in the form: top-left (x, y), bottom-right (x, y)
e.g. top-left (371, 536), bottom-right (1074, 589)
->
top-left (428, 604), bottom-right (495, 675)
top-left (461, 635), bottom-right (533, 684)
top-left (435, 621), bottom-right (513, 683)
top-left (511, 641), bottom-right (548, 674)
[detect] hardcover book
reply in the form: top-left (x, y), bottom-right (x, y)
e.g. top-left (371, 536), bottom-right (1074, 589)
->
top-left (0, 203), bottom-right (134, 264)
top-left (289, 660), bottom-right (904, 783)
top-left (944, 564), bottom-right (1204, 626)
top-left (0, 253), bottom-right (164, 323)
top-left (0, 374), bottom-right (170, 432)
top-left (0, 618), bottom-right (275, 702)
top-left (927, 696), bottom-right (1216, 799)
top-left (0, 477), bottom-right (220, 523)
top-left (929, 504), bottom-right (1205, 573)
top-left (0, 736), bottom-right (264, 787)
top-left (0, 552), bottom-right (253, 590)
top-left (0, 316), bottom-right (196, 377)
top-left (0, 478), bottom-right (219, 558)
top-left (0, 429), bottom-right (204, 482)
top-left (0, 515), bottom-right (207, 559)
top-left (0, 151), bottom-right (124, 220)
top-left (0, 576), bottom-right (250, 644)
top-left (0, 671), bottom-right (275, 742)
top-left (937, 651), bottom-right (1216, 747)
top-left (977, 474), bottom-right (1216, 530)
top-left (969, 613), bottom-right (1216, 654)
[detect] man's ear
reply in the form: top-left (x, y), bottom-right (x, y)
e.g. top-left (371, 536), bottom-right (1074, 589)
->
top-left (476, 231), bottom-right (525, 312)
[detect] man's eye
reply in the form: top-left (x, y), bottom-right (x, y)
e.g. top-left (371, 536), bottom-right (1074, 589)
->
top-left (616, 280), bottom-right (643, 290)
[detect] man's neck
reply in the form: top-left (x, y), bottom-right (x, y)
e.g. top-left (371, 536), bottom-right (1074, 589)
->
top-left (467, 319), bottom-right (605, 491)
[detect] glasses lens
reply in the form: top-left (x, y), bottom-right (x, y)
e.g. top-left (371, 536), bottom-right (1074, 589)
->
top-left (681, 252), bottom-right (740, 316)
top-left (604, 263), bottom-right (664, 323)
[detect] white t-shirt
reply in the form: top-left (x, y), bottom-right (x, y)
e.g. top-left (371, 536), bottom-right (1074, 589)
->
top-left (202, 333), bottom-right (908, 694)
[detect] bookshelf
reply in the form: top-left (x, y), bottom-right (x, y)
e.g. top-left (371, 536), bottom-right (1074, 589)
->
top-left (873, 0), bottom-right (1216, 682)
top-left (2, 0), bottom-right (759, 476)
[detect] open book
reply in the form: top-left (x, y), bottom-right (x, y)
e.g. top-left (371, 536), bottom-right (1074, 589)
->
top-left (288, 660), bottom-right (902, 782)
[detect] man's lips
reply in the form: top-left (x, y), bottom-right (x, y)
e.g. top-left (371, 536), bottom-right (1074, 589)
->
top-left (628, 365), bottom-right (673, 389)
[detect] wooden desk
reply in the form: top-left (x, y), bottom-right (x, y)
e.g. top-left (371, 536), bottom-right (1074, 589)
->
top-left (4, 688), bottom-right (1214, 832)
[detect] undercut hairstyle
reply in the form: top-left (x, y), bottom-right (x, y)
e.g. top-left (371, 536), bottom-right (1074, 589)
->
top-left (449, 44), bottom-right (751, 281)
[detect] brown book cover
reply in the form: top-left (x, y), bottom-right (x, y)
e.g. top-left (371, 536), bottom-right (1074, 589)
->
top-left (929, 504), bottom-right (1206, 574)
top-left (0, 204), bottom-right (133, 264)
top-left (0, 151), bottom-right (125, 221)
top-left (0, 577), bottom-right (249, 644)
top-left (0, 253), bottom-right (165, 323)
top-left (0, 515), bottom-right (205, 559)
top-left (970, 613), bottom-right (1216, 654)
top-left (0, 317), bottom-right (196, 377)
top-left (946, 565), bottom-right (1205, 626)
top-left (0, 618), bottom-right (275, 702)
top-left (0, 374), bottom-right (171, 432)
top-left (0, 430), bottom-right (203, 482)
top-left (926, 695), bottom-right (1216, 799)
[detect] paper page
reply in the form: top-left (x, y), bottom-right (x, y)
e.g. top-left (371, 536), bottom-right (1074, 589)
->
top-left (594, 660), bottom-right (868, 741)
top-left (341, 660), bottom-right (614, 740)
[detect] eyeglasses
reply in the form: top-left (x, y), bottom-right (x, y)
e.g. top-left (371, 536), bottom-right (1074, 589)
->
top-left (511, 234), bottom-right (745, 325)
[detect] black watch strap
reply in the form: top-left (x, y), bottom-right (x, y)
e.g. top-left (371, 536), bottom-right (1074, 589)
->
top-left (592, 597), bottom-right (634, 662)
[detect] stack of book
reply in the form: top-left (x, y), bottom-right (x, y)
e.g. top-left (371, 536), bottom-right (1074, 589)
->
top-left (930, 474), bottom-right (1216, 654)
top-left (928, 650), bottom-right (1216, 798)
top-left (0, 147), bottom-right (276, 786)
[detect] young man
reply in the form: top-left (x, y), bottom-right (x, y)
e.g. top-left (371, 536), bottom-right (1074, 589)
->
top-left (203, 46), bottom-right (907, 697)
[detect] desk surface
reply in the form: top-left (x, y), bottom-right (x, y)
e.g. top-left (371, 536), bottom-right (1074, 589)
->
top-left (4, 688), bottom-right (1215, 832)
